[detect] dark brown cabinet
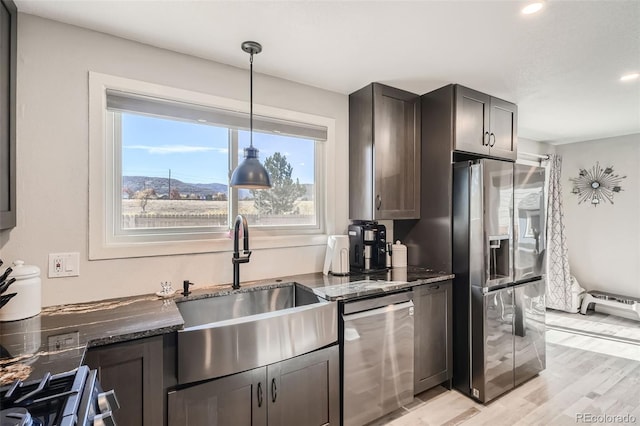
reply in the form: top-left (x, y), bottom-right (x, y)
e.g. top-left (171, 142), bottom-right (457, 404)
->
top-left (394, 84), bottom-right (519, 272)
top-left (413, 281), bottom-right (452, 394)
top-left (454, 85), bottom-right (517, 160)
top-left (349, 83), bottom-right (421, 220)
top-left (267, 346), bottom-right (339, 426)
top-left (168, 368), bottom-right (266, 426)
top-left (168, 345), bottom-right (339, 426)
top-left (0, 0), bottom-right (16, 230)
top-left (85, 335), bottom-right (165, 426)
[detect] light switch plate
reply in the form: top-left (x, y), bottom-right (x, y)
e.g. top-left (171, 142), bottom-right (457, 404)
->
top-left (48, 252), bottom-right (80, 278)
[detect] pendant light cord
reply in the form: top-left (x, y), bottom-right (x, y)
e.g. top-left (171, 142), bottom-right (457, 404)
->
top-left (249, 53), bottom-right (254, 149)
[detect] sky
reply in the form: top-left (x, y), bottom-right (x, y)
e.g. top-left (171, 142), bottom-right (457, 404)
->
top-left (121, 113), bottom-right (315, 185)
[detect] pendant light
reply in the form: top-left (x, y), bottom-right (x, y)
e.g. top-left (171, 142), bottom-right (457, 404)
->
top-left (229, 41), bottom-right (272, 189)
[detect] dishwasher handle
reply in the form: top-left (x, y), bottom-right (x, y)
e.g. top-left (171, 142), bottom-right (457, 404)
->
top-left (343, 291), bottom-right (413, 315)
top-left (343, 300), bottom-right (414, 322)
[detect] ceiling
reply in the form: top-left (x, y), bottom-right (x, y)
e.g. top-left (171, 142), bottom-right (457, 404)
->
top-left (14, 0), bottom-right (640, 145)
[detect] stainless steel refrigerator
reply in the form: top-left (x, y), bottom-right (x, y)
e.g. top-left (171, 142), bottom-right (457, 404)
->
top-left (452, 158), bottom-right (546, 403)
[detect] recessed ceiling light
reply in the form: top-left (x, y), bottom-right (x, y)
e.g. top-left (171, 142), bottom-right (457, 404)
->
top-left (620, 73), bottom-right (639, 82)
top-left (522, 2), bottom-right (544, 15)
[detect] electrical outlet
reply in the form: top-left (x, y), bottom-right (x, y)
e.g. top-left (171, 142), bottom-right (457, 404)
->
top-left (48, 252), bottom-right (80, 278)
top-left (48, 331), bottom-right (80, 351)
top-left (54, 257), bottom-right (63, 273)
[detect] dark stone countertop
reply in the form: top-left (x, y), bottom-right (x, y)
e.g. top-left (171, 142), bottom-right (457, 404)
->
top-left (0, 294), bottom-right (184, 385)
top-left (302, 268), bottom-right (453, 300)
top-left (0, 267), bottom-right (452, 385)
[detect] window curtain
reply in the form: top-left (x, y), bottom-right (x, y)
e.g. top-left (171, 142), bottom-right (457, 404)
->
top-left (545, 154), bottom-right (574, 312)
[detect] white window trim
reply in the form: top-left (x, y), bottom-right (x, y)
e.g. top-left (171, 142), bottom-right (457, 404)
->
top-left (89, 72), bottom-right (337, 260)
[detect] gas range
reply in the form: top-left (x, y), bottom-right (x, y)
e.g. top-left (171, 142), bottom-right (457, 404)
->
top-left (0, 366), bottom-right (119, 426)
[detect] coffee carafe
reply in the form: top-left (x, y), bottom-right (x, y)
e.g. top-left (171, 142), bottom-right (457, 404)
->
top-left (348, 220), bottom-right (387, 272)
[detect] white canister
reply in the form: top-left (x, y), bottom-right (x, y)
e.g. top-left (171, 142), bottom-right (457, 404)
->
top-left (0, 260), bottom-right (42, 322)
top-left (391, 240), bottom-right (408, 268)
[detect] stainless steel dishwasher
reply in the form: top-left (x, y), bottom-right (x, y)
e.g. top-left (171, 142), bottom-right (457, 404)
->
top-left (342, 290), bottom-right (414, 426)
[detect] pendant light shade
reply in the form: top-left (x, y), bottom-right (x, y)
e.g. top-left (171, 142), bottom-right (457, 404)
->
top-left (230, 41), bottom-right (272, 189)
top-left (230, 146), bottom-right (272, 188)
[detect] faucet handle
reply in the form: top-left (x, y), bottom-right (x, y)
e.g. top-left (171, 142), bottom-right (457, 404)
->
top-left (182, 280), bottom-right (194, 296)
top-left (233, 250), bottom-right (252, 264)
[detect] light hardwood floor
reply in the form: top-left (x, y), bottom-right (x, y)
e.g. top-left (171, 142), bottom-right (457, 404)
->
top-left (368, 313), bottom-right (640, 425)
top-left (546, 309), bottom-right (640, 344)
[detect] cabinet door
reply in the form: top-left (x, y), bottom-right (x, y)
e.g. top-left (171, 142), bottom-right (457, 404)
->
top-left (0, 0), bottom-right (15, 230)
top-left (413, 281), bottom-right (452, 394)
top-left (85, 336), bottom-right (164, 426)
top-left (514, 279), bottom-right (546, 387)
top-left (267, 345), bottom-right (339, 426)
top-left (454, 85), bottom-right (490, 156)
top-left (480, 287), bottom-right (515, 402)
top-left (372, 83), bottom-right (421, 219)
top-left (168, 367), bottom-right (267, 426)
top-left (489, 97), bottom-right (517, 160)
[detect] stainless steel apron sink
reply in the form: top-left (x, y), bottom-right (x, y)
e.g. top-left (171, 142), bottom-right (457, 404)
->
top-left (176, 283), bottom-right (337, 384)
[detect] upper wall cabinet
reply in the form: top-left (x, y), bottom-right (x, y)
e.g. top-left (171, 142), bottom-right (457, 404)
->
top-left (0, 0), bottom-right (16, 230)
top-left (454, 85), bottom-right (517, 160)
top-left (349, 83), bottom-right (421, 220)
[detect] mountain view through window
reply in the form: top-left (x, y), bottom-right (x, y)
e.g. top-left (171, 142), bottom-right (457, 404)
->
top-left (119, 112), bottom-right (317, 231)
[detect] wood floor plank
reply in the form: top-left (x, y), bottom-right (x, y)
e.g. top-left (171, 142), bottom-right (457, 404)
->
top-left (383, 344), bottom-right (640, 425)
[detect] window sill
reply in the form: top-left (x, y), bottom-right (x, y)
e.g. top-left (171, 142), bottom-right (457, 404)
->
top-left (89, 233), bottom-right (329, 260)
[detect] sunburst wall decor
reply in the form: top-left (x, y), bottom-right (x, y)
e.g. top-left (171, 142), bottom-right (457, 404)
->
top-left (570, 162), bottom-right (626, 206)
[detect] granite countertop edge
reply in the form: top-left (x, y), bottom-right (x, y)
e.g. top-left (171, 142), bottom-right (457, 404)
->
top-left (84, 324), bottom-right (184, 348)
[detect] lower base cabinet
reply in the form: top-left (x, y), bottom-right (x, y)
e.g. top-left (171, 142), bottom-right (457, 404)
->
top-left (413, 281), bottom-right (453, 394)
top-left (85, 335), bottom-right (165, 426)
top-left (168, 368), bottom-right (265, 426)
top-left (168, 345), bottom-right (339, 426)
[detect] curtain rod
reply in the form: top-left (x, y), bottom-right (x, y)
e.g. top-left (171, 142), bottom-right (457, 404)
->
top-left (520, 151), bottom-right (550, 160)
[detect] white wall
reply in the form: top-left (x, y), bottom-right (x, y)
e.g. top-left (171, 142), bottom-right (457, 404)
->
top-left (517, 137), bottom-right (556, 160)
top-left (556, 133), bottom-right (640, 298)
top-left (0, 15), bottom-right (349, 306)
top-left (518, 138), bottom-right (556, 160)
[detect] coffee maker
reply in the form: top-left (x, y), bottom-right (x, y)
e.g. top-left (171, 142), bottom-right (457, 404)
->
top-left (348, 221), bottom-right (388, 272)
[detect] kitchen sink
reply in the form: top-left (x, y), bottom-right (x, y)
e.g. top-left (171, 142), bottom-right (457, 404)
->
top-left (178, 284), bottom-right (320, 326)
top-left (176, 283), bottom-right (337, 384)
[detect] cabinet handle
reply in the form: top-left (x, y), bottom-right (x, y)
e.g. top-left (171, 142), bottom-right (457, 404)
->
top-left (257, 382), bottom-right (263, 407)
top-left (489, 133), bottom-right (496, 147)
top-left (484, 131), bottom-right (490, 146)
top-left (271, 378), bottom-right (277, 403)
top-left (376, 195), bottom-right (382, 210)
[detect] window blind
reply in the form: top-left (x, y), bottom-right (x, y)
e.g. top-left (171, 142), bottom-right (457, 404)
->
top-left (106, 90), bottom-right (328, 141)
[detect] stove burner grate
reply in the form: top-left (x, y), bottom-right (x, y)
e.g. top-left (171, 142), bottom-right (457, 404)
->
top-left (0, 367), bottom-right (89, 426)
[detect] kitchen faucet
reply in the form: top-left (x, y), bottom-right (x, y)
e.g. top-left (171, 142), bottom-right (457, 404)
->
top-left (232, 215), bottom-right (251, 289)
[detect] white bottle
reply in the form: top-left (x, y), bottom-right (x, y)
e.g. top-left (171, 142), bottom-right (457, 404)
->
top-left (391, 240), bottom-right (407, 268)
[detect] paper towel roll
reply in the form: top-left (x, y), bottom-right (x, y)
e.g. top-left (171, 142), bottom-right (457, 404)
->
top-left (391, 240), bottom-right (407, 268)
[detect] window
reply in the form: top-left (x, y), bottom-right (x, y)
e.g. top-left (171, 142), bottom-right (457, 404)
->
top-left (89, 73), bottom-right (334, 259)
